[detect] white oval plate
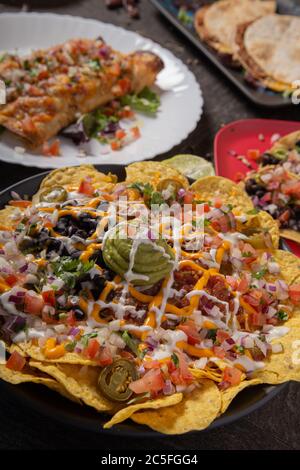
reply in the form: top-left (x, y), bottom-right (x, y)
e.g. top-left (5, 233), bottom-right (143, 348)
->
top-left (0, 13), bottom-right (203, 169)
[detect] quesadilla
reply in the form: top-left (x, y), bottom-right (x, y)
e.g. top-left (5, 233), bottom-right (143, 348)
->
top-left (236, 14), bottom-right (300, 92)
top-left (194, 0), bottom-right (276, 57)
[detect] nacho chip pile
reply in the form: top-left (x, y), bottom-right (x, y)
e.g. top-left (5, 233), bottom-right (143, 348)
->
top-left (0, 162), bottom-right (299, 434)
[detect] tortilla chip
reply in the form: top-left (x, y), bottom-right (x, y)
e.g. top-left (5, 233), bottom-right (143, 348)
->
top-left (254, 315), bottom-right (300, 384)
top-left (29, 361), bottom-right (114, 412)
top-left (125, 161), bottom-right (189, 190)
top-left (220, 378), bottom-right (262, 413)
top-left (191, 176), bottom-right (254, 212)
top-left (270, 130), bottom-right (300, 155)
top-left (16, 342), bottom-right (99, 366)
top-left (131, 380), bottom-right (221, 434)
top-left (33, 164), bottom-right (117, 203)
top-left (103, 393), bottom-right (183, 429)
top-left (273, 250), bottom-right (300, 286)
top-left (280, 229), bottom-right (300, 244)
top-left (0, 206), bottom-right (23, 229)
top-left (237, 210), bottom-right (279, 249)
top-left (189, 366), bottom-right (222, 382)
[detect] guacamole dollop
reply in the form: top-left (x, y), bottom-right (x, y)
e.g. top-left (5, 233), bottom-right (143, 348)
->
top-left (103, 225), bottom-right (175, 286)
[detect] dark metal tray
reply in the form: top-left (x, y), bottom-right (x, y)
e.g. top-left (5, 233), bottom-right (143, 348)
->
top-left (151, 0), bottom-right (300, 107)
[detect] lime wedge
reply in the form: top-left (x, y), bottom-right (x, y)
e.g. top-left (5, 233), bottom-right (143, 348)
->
top-left (163, 154), bottom-right (215, 180)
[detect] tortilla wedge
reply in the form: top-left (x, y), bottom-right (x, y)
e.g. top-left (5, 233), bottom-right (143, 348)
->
top-left (236, 14), bottom-right (300, 92)
top-left (195, 0), bottom-right (275, 57)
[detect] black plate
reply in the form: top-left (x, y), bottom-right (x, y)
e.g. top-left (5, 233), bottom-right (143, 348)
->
top-left (0, 167), bottom-right (287, 435)
top-left (151, 0), bottom-right (300, 107)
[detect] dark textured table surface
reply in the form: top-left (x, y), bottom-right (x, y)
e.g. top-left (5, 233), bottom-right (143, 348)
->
top-left (0, 0), bottom-right (299, 451)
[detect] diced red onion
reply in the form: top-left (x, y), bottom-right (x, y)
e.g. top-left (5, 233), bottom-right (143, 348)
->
top-left (16, 291), bottom-right (25, 297)
top-left (163, 379), bottom-right (175, 395)
top-left (8, 295), bottom-right (24, 304)
top-left (223, 338), bottom-right (235, 351)
top-left (69, 327), bottom-right (80, 337)
top-left (266, 283), bottom-right (276, 293)
top-left (177, 188), bottom-right (186, 198)
top-left (19, 263), bottom-right (28, 273)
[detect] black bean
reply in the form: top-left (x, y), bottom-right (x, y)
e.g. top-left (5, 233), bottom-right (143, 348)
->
top-left (74, 308), bottom-right (85, 321)
top-left (261, 153), bottom-right (280, 166)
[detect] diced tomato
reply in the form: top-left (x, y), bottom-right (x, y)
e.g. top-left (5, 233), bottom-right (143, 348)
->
top-left (223, 366), bottom-right (242, 386)
top-left (42, 139), bottom-right (61, 157)
top-left (5, 274), bottom-right (18, 286)
top-left (24, 291), bottom-right (44, 315)
top-left (115, 129), bottom-right (126, 140)
top-left (216, 330), bottom-right (230, 344)
top-left (144, 360), bottom-right (161, 370)
top-left (278, 210), bottom-right (290, 224)
top-left (42, 290), bottom-right (55, 306)
top-left (131, 126), bottom-right (141, 139)
top-left (8, 200), bottom-right (32, 208)
top-left (243, 290), bottom-right (262, 307)
top-left (178, 324), bottom-right (200, 346)
top-left (28, 85), bottom-right (44, 97)
top-left (226, 276), bottom-right (238, 290)
top-left (170, 352), bottom-right (193, 385)
top-left (118, 78), bottom-right (131, 94)
top-left (234, 172), bottom-right (245, 183)
top-left (237, 277), bottom-right (250, 293)
top-left (247, 149), bottom-right (260, 160)
top-left (214, 197), bottom-right (223, 208)
top-left (111, 140), bottom-right (121, 151)
top-left (120, 107), bottom-right (134, 119)
top-left (251, 312), bottom-right (266, 326)
top-left (98, 345), bottom-right (113, 366)
top-left (66, 311), bottom-right (76, 326)
top-left (6, 351), bottom-right (26, 372)
top-left (78, 178), bottom-right (94, 196)
top-left (261, 192), bottom-right (271, 203)
top-left (85, 339), bottom-right (100, 359)
top-left (22, 116), bottom-right (36, 134)
top-left (282, 181), bottom-right (300, 198)
top-left (38, 70), bottom-right (49, 80)
top-left (212, 345), bottom-right (226, 359)
top-left (109, 62), bottom-right (121, 77)
top-left (120, 350), bottom-right (135, 360)
top-left (129, 368), bottom-right (165, 394)
top-left (183, 191), bottom-right (194, 205)
top-left (289, 284), bottom-right (300, 304)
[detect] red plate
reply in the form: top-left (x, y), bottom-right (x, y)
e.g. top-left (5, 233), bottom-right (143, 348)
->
top-left (214, 119), bottom-right (300, 257)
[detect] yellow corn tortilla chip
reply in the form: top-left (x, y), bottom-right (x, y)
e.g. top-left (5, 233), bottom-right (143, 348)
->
top-left (189, 366), bottom-right (222, 382)
top-left (15, 342), bottom-right (99, 366)
top-left (125, 161), bottom-right (189, 190)
top-left (280, 229), bottom-right (300, 244)
top-left (273, 250), bottom-right (300, 286)
top-left (220, 378), bottom-right (263, 414)
top-left (30, 361), bottom-right (114, 412)
top-left (131, 380), bottom-right (221, 434)
top-left (103, 393), bottom-right (183, 429)
top-left (191, 176), bottom-right (254, 212)
top-left (237, 210), bottom-right (279, 249)
top-left (254, 315), bottom-right (300, 384)
top-left (0, 363), bottom-right (57, 386)
top-left (270, 130), bottom-right (300, 155)
top-left (33, 164), bottom-right (117, 203)
top-left (0, 206), bottom-right (23, 229)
